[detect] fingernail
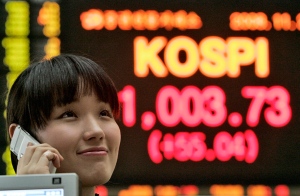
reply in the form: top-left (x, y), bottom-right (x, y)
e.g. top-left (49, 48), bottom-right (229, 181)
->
top-left (27, 142), bottom-right (33, 146)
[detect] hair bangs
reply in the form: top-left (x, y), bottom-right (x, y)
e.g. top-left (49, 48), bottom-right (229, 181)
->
top-left (74, 62), bottom-right (120, 118)
top-left (26, 54), bottom-right (120, 130)
top-left (48, 54), bottom-right (120, 118)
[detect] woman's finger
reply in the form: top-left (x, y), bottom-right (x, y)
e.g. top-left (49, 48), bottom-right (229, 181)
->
top-left (33, 143), bottom-right (64, 160)
top-left (43, 150), bottom-right (61, 168)
top-left (17, 143), bottom-right (63, 174)
top-left (18, 143), bottom-right (36, 167)
top-left (30, 146), bottom-right (63, 168)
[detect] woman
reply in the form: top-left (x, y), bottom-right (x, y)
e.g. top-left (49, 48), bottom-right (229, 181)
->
top-left (6, 54), bottom-right (121, 196)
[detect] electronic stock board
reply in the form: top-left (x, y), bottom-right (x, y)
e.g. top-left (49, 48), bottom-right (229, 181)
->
top-left (1, 1), bottom-right (300, 195)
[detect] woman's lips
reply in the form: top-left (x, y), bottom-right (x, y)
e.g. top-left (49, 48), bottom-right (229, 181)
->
top-left (77, 147), bottom-right (108, 156)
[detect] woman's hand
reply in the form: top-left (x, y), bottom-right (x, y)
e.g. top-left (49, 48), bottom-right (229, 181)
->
top-left (17, 143), bottom-right (64, 174)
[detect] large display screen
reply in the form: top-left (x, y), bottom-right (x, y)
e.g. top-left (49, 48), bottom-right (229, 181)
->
top-left (1, 0), bottom-right (300, 195)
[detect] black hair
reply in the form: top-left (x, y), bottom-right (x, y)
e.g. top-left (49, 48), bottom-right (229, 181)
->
top-left (6, 54), bottom-right (120, 172)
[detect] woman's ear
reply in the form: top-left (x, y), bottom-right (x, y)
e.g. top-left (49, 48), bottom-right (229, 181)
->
top-left (9, 123), bottom-right (18, 139)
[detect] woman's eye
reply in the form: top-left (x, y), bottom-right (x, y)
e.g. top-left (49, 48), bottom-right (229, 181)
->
top-left (61, 111), bottom-right (76, 118)
top-left (100, 110), bottom-right (112, 117)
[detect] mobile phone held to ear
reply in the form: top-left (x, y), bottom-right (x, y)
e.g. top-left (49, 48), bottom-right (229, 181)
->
top-left (10, 125), bottom-right (56, 173)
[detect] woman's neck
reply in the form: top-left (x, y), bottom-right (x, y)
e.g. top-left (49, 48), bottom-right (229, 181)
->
top-left (81, 186), bottom-right (95, 196)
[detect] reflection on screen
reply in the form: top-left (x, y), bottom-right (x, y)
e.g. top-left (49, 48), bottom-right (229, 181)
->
top-left (0, 189), bottom-right (63, 196)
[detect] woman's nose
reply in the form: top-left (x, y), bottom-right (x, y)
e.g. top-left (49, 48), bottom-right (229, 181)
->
top-left (82, 116), bottom-right (105, 141)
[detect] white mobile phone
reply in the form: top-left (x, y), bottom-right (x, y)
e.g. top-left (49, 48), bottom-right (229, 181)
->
top-left (10, 125), bottom-right (56, 173)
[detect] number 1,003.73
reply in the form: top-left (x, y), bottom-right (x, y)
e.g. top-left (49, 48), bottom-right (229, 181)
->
top-left (118, 85), bottom-right (292, 129)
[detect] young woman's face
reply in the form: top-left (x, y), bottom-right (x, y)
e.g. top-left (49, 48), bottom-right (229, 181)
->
top-left (37, 92), bottom-right (121, 186)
